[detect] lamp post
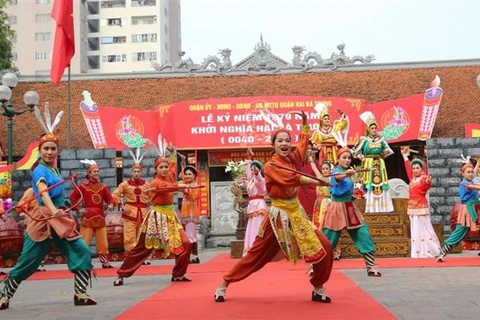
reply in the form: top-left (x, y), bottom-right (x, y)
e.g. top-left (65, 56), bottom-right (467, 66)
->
top-left (0, 72), bottom-right (40, 165)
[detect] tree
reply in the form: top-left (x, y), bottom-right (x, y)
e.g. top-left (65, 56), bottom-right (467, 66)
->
top-left (0, 0), bottom-right (16, 71)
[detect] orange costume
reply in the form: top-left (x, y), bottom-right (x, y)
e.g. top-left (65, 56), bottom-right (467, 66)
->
top-left (115, 149), bottom-right (192, 284)
top-left (220, 125), bottom-right (333, 300)
top-left (112, 178), bottom-right (150, 252)
top-left (180, 165), bottom-right (201, 263)
top-left (70, 170), bottom-right (115, 268)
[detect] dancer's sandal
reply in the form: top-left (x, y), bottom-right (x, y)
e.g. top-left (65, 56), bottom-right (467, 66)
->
top-left (142, 261), bottom-right (151, 266)
top-left (102, 264), bottom-right (114, 269)
top-left (113, 277), bottom-right (124, 286)
top-left (311, 287), bottom-right (331, 303)
top-left (437, 255), bottom-right (445, 263)
top-left (0, 296), bottom-right (9, 310)
top-left (73, 293), bottom-right (97, 306)
top-left (190, 257), bottom-right (200, 264)
top-left (171, 275), bottom-right (192, 282)
top-left (367, 266), bottom-right (382, 277)
top-left (333, 250), bottom-right (341, 261)
top-left (214, 287), bottom-right (227, 302)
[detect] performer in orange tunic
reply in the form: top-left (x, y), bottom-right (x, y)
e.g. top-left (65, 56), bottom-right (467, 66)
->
top-left (69, 160), bottom-right (115, 269)
top-left (112, 149), bottom-right (150, 256)
top-left (178, 153), bottom-right (202, 264)
top-left (214, 111), bottom-right (333, 303)
top-left (113, 137), bottom-right (201, 286)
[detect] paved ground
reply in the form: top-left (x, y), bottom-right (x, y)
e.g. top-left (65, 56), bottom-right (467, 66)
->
top-left (1, 249), bottom-right (479, 320)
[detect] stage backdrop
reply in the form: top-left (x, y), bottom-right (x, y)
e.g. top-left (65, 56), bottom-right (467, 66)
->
top-left (79, 77), bottom-right (442, 150)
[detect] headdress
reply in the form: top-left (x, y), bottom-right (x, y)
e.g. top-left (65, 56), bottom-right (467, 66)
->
top-left (410, 158), bottom-right (424, 168)
top-left (80, 159), bottom-right (98, 175)
top-left (128, 148), bottom-right (146, 170)
top-left (457, 154), bottom-right (473, 173)
top-left (34, 103), bottom-right (64, 147)
top-left (250, 160), bottom-right (263, 171)
top-left (259, 108), bottom-right (288, 143)
top-left (336, 147), bottom-right (352, 160)
top-left (153, 134), bottom-right (169, 168)
top-left (183, 165), bottom-right (198, 176)
top-left (314, 103), bottom-right (330, 121)
top-left (359, 111), bottom-right (377, 130)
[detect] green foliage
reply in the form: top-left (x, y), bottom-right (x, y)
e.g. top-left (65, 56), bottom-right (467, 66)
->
top-left (0, 0), bottom-right (16, 71)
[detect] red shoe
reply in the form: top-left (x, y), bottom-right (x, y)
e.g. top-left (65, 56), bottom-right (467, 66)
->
top-left (74, 293), bottom-right (97, 306)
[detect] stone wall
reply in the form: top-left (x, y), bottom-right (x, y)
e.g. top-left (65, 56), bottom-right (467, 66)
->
top-left (426, 137), bottom-right (480, 232)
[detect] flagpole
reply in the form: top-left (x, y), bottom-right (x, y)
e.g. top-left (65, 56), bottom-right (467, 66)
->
top-left (67, 66), bottom-right (71, 148)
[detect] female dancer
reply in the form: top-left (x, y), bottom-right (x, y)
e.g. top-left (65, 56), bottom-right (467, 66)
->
top-left (438, 160), bottom-right (480, 262)
top-left (352, 111), bottom-right (394, 213)
top-left (113, 137), bottom-right (200, 286)
top-left (401, 147), bottom-right (440, 258)
top-left (214, 111), bottom-right (333, 303)
top-left (242, 148), bottom-right (268, 256)
top-left (178, 154), bottom-right (202, 264)
top-left (322, 147), bottom-right (381, 277)
top-left (0, 105), bottom-right (95, 310)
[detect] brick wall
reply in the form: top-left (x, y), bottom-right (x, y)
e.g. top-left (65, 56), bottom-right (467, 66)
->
top-left (426, 137), bottom-right (480, 232)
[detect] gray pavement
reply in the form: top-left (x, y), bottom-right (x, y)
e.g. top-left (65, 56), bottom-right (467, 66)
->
top-left (1, 249), bottom-right (479, 320)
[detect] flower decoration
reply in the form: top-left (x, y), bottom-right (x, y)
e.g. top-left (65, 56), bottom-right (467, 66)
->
top-left (225, 161), bottom-right (247, 186)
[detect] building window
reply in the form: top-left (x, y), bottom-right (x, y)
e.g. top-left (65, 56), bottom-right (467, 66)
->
top-left (164, 24), bottom-right (168, 34)
top-left (101, 36), bottom-right (126, 44)
top-left (132, 52), bottom-right (157, 62)
top-left (35, 13), bottom-right (51, 23)
top-left (8, 15), bottom-right (17, 25)
top-left (164, 7), bottom-right (168, 17)
top-left (107, 18), bottom-right (122, 26)
top-left (35, 51), bottom-right (51, 61)
top-left (131, 33), bottom-right (157, 43)
top-left (132, 0), bottom-right (156, 7)
top-left (12, 52), bottom-right (17, 61)
top-left (131, 15), bottom-right (157, 25)
top-left (102, 54), bottom-right (126, 63)
top-left (35, 32), bottom-right (51, 42)
top-left (101, 0), bottom-right (126, 9)
top-left (165, 42), bottom-right (168, 51)
top-left (36, 0), bottom-right (52, 4)
top-left (9, 0), bottom-right (18, 5)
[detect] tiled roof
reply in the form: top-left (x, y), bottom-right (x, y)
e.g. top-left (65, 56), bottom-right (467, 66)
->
top-left (3, 65), bottom-right (480, 156)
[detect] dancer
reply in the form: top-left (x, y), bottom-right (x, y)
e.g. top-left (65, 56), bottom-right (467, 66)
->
top-left (214, 111), bottom-right (333, 303)
top-left (438, 158), bottom-right (480, 262)
top-left (310, 160), bottom-right (341, 260)
top-left (242, 148), bottom-right (268, 256)
top-left (112, 149), bottom-right (150, 259)
top-left (401, 147), bottom-right (440, 258)
top-left (113, 136), bottom-right (200, 286)
top-left (322, 147), bottom-right (382, 276)
top-left (352, 111), bottom-right (394, 213)
top-left (310, 103), bottom-right (349, 164)
top-left (69, 160), bottom-right (115, 269)
top-left (178, 153), bottom-right (202, 264)
top-left (0, 105), bottom-right (95, 310)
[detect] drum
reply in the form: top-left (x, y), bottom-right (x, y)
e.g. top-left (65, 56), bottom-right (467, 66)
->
top-left (106, 212), bottom-right (124, 261)
top-left (0, 216), bottom-right (24, 267)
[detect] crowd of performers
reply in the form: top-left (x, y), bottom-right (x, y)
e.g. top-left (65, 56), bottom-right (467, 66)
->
top-left (1, 102), bottom-right (480, 310)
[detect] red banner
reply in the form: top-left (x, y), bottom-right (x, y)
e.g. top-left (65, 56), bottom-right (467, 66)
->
top-left (198, 167), bottom-right (209, 217)
top-left (82, 93), bottom-right (441, 150)
top-left (465, 124), bottom-right (480, 137)
top-left (208, 149), bottom-right (272, 167)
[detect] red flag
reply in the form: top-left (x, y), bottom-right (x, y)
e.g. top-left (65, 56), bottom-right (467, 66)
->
top-left (50, 0), bottom-right (75, 85)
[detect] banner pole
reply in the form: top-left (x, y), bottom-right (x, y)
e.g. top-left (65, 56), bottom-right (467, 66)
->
top-left (67, 66), bottom-right (71, 149)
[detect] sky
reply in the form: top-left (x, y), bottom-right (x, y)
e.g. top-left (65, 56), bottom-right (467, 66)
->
top-left (180, 0), bottom-right (480, 65)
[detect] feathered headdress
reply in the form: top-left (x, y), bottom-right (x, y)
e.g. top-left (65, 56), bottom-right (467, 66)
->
top-left (128, 148), bottom-right (147, 170)
top-left (153, 133), bottom-right (170, 168)
top-left (259, 108), bottom-right (288, 143)
top-left (314, 103), bottom-right (330, 121)
top-left (359, 111), bottom-right (377, 129)
top-left (80, 159), bottom-right (98, 174)
top-left (457, 154), bottom-right (473, 173)
top-left (35, 103), bottom-right (64, 146)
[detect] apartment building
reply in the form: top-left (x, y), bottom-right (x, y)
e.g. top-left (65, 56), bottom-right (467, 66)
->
top-left (6, 0), bottom-right (181, 75)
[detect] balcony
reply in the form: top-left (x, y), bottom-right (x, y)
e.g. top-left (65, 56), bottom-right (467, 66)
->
top-left (88, 37), bottom-right (100, 51)
top-left (132, 0), bottom-right (156, 7)
top-left (87, 1), bottom-right (99, 14)
top-left (101, 0), bottom-right (126, 9)
top-left (131, 15), bottom-right (157, 25)
top-left (87, 19), bottom-right (100, 33)
top-left (88, 56), bottom-right (100, 69)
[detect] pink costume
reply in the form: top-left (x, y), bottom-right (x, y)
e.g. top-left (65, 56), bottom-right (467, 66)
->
top-left (243, 160), bottom-right (268, 256)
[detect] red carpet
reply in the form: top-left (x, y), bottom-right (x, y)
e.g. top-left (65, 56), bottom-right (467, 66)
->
top-left (1, 253), bottom-right (479, 281)
top-left (116, 268), bottom-right (395, 320)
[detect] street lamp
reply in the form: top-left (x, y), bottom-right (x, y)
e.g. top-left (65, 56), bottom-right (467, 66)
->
top-left (0, 72), bottom-right (40, 164)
